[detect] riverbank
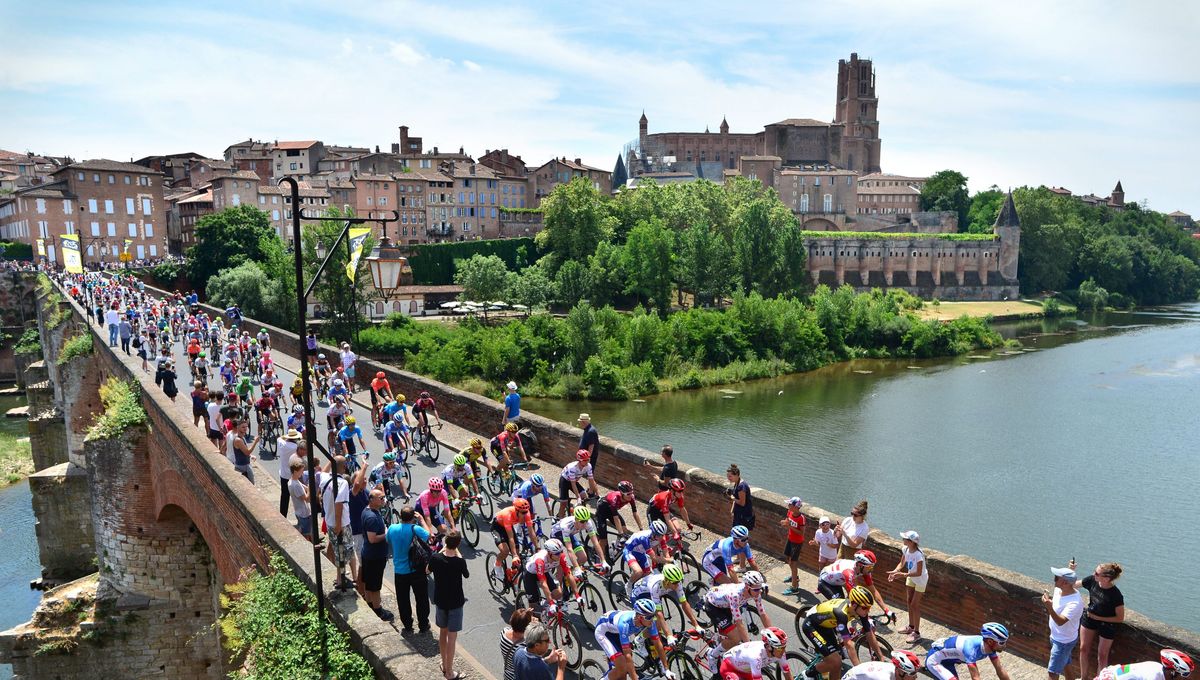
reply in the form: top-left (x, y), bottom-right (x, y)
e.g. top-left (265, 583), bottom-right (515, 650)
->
top-left (918, 298), bottom-right (1056, 321)
top-left (0, 395), bottom-right (31, 485)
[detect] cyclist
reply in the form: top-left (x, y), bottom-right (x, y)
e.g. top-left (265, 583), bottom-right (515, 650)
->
top-left (596, 481), bottom-right (644, 557)
top-left (703, 570), bottom-right (773, 671)
top-left (289, 375), bottom-right (304, 406)
top-left (369, 371), bottom-right (393, 427)
top-left (411, 390), bottom-right (441, 432)
top-left (513, 473), bottom-right (552, 518)
top-left (801, 587), bottom-right (885, 680)
top-left (368, 451), bottom-right (408, 502)
top-left (314, 353), bottom-right (332, 391)
top-left (234, 372), bottom-right (254, 405)
top-left (381, 393), bottom-right (410, 430)
top-left (382, 411), bottom-right (411, 455)
top-left (720, 627), bottom-right (793, 680)
top-left (556, 449), bottom-right (599, 518)
top-left (186, 337), bottom-right (201, 366)
top-left (258, 350), bottom-right (273, 376)
top-left (459, 437), bottom-right (492, 479)
top-left (549, 506), bottom-right (606, 572)
top-left (1097, 650), bottom-right (1194, 680)
top-left (491, 421), bottom-right (529, 468)
top-left (925, 623), bottom-right (1014, 680)
top-left (491, 498), bottom-right (537, 579)
top-left (325, 395), bottom-right (350, 432)
top-left (818, 550), bottom-right (891, 620)
top-left (336, 415), bottom-right (367, 462)
top-left (440, 454), bottom-right (480, 501)
top-left (622, 519), bottom-right (671, 588)
top-left (192, 351), bottom-right (210, 384)
top-left (287, 404), bottom-right (307, 433)
top-left (256, 327), bottom-right (270, 350)
top-left (845, 651), bottom-right (924, 680)
top-left (629, 563), bottom-right (702, 642)
top-left (648, 478), bottom-right (694, 538)
top-left (253, 389), bottom-right (279, 436)
top-left (702, 525), bottom-right (762, 585)
top-left (326, 378), bottom-right (349, 404)
top-left (217, 359), bottom-right (235, 390)
top-left (522, 538), bottom-right (581, 611)
top-left (414, 477), bottom-right (452, 536)
top-left (593, 599), bottom-right (670, 680)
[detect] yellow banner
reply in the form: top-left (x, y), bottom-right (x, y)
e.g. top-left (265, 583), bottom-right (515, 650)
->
top-left (36, 239), bottom-right (46, 257)
top-left (61, 234), bottom-right (83, 273)
top-left (345, 227), bottom-right (370, 283)
top-left (123, 238), bottom-right (133, 254)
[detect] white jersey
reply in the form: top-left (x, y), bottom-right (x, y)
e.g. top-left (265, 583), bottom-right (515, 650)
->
top-left (630, 573), bottom-right (681, 606)
top-left (721, 641), bottom-right (779, 677)
top-left (1098, 663), bottom-right (1164, 680)
top-left (560, 461), bottom-right (593, 482)
top-left (844, 661), bottom-right (897, 680)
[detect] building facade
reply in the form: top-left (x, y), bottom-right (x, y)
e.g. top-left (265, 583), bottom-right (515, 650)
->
top-left (856, 173), bottom-right (927, 216)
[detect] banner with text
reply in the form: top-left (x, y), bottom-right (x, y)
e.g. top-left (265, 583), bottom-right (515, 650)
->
top-left (61, 234), bottom-right (83, 273)
top-left (345, 227), bottom-right (370, 283)
top-left (36, 239), bottom-right (46, 257)
top-left (123, 239), bottom-right (133, 254)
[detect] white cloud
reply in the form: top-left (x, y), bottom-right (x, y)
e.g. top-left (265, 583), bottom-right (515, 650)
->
top-left (341, 38), bottom-right (354, 55)
top-left (462, 60), bottom-right (482, 72)
top-left (387, 42), bottom-right (425, 66)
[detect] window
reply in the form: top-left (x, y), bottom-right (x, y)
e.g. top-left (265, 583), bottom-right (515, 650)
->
top-left (139, 176), bottom-right (149, 186)
top-left (91, 221), bottom-right (100, 236)
top-left (272, 209), bottom-right (279, 221)
top-left (77, 172), bottom-right (85, 180)
top-left (111, 245), bottom-right (118, 257)
top-left (231, 194), bottom-right (240, 206)
top-left (128, 223), bottom-right (137, 237)
top-left (289, 162), bottom-right (298, 171)
top-left (491, 208), bottom-right (497, 218)
top-left (814, 177), bottom-right (820, 186)
top-left (124, 176), bottom-right (131, 184)
top-left (137, 245), bottom-right (145, 259)
top-left (35, 198), bottom-right (46, 214)
top-left (93, 174), bottom-right (100, 183)
top-left (107, 174), bottom-right (115, 184)
top-left (824, 194), bottom-right (833, 212)
top-left (125, 198), bottom-right (135, 214)
top-left (272, 196), bottom-right (279, 204)
top-left (847, 176), bottom-right (852, 186)
top-left (142, 198), bottom-right (151, 215)
top-left (145, 223), bottom-right (153, 237)
top-left (63, 199), bottom-right (73, 213)
top-left (800, 195), bottom-right (809, 213)
top-left (104, 199), bottom-right (114, 214)
top-left (366, 196), bottom-right (373, 206)
top-left (259, 195), bottom-right (265, 204)
top-left (88, 198), bottom-right (98, 213)
top-left (149, 244), bottom-right (157, 257)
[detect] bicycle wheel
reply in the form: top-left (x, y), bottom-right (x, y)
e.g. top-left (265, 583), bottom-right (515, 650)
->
top-left (793, 604), bottom-right (813, 642)
top-left (606, 570), bottom-right (631, 610)
top-left (661, 594), bottom-right (688, 636)
top-left (766, 651), bottom-right (814, 680)
top-left (475, 491), bottom-right (494, 520)
top-left (460, 508), bottom-right (480, 548)
top-left (742, 603), bottom-right (763, 636)
top-left (484, 551), bottom-right (505, 596)
top-left (667, 650), bottom-right (706, 680)
top-left (677, 551), bottom-right (702, 582)
top-left (486, 471), bottom-right (507, 498)
top-left (684, 581), bottom-right (709, 626)
top-left (577, 581), bottom-right (606, 631)
top-left (854, 632), bottom-right (893, 662)
top-left (426, 432), bottom-right (442, 462)
top-left (400, 463), bottom-right (412, 493)
top-left (550, 617), bottom-right (583, 670)
top-left (578, 659), bottom-right (607, 680)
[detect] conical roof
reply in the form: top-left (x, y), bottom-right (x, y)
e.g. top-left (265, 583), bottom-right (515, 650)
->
top-left (994, 191), bottom-right (1020, 228)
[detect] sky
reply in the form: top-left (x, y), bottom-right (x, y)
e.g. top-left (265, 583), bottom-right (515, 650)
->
top-left (2, 1), bottom-right (1198, 213)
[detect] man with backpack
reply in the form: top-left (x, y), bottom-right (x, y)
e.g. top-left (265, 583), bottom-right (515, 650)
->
top-left (387, 506), bottom-right (432, 634)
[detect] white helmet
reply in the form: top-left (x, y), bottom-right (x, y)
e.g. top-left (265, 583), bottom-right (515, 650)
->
top-left (741, 571), bottom-right (765, 588)
top-left (544, 539), bottom-right (564, 555)
top-left (332, 379), bottom-right (343, 387)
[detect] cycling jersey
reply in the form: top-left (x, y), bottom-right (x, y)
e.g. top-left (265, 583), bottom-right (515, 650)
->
top-left (440, 463), bottom-right (475, 486)
top-left (514, 480), bottom-right (550, 504)
top-left (383, 420), bottom-right (408, 444)
top-left (368, 461), bottom-right (402, 489)
top-left (629, 573), bottom-right (682, 607)
top-left (413, 397), bottom-right (436, 412)
top-left (286, 414), bottom-right (306, 432)
top-left (460, 445), bottom-right (487, 464)
top-left (415, 490), bottom-right (449, 517)
top-left (524, 549), bottom-right (569, 580)
top-left (820, 559), bottom-right (874, 588)
top-left (492, 506), bottom-right (534, 534)
top-left (290, 381), bottom-right (304, 398)
top-left (805, 598), bottom-right (870, 638)
top-left (381, 401), bottom-right (403, 421)
top-left (704, 583), bottom-right (764, 624)
top-left (492, 430), bottom-right (521, 452)
top-left (623, 529), bottom-right (664, 559)
top-left (721, 641), bottom-right (780, 680)
top-left (594, 610), bottom-right (659, 658)
top-left (842, 660), bottom-right (896, 680)
top-left (327, 386), bottom-right (348, 402)
top-left (560, 461), bottom-right (593, 482)
top-left (371, 378), bottom-right (391, 396)
top-left (600, 490), bottom-right (637, 512)
top-left (337, 425), bottom-right (363, 442)
top-left (702, 536), bottom-right (752, 577)
top-left (254, 396), bottom-right (276, 413)
top-left (1097, 663), bottom-right (1165, 680)
top-left (549, 516), bottom-right (597, 548)
top-left (925, 635), bottom-right (997, 680)
top-left (326, 404), bottom-right (349, 423)
top-left (650, 489), bottom-right (683, 515)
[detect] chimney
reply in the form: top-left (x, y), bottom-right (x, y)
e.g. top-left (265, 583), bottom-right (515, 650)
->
top-left (470, 164), bottom-right (476, 175)
top-left (433, 146), bottom-right (439, 155)
top-left (575, 158), bottom-right (581, 165)
top-left (391, 143), bottom-right (399, 153)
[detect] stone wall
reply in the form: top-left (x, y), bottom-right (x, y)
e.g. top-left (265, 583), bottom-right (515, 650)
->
top-left (28, 462), bottom-right (95, 583)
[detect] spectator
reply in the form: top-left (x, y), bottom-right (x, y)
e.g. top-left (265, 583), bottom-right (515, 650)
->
top-left (287, 459), bottom-right (311, 539)
top-left (887, 530), bottom-right (928, 643)
top-left (105, 304), bottom-right (120, 346)
top-left (278, 429), bottom-right (302, 516)
top-left (837, 500), bottom-right (870, 559)
top-left (348, 464), bottom-right (369, 595)
top-left (190, 381), bottom-right (207, 428)
top-left (501, 608), bottom-right (536, 680)
top-left (118, 316), bottom-right (132, 354)
top-left (577, 413), bottom-right (599, 469)
top-left (160, 359), bottom-right (178, 401)
top-left (726, 463), bottom-right (755, 530)
top-left (319, 456), bottom-right (355, 590)
top-left (643, 445), bottom-right (679, 490)
top-left (780, 496), bottom-right (806, 595)
top-left (810, 516), bottom-right (839, 569)
top-left (429, 530), bottom-right (470, 680)
top-left (1044, 564), bottom-right (1084, 680)
top-left (387, 506), bottom-right (431, 634)
top-left (1079, 562), bottom-right (1125, 680)
top-left (230, 419), bottom-right (259, 483)
top-left (503, 381), bottom-right (521, 426)
top-left (135, 330), bottom-right (149, 371)
top-left (339, 342), bottom-right (357, 391)
top-left (360, 489), bottom-right (394, 621)
top-left (513, 623), bottom-right (566, 680)
top-left (206, 392), bottom-right (225, 452)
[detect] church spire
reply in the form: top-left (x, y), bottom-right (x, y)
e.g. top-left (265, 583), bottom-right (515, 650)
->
top-left (994, 190), bottom-right (1020, 228)
top-left (720, 116), bottom-right (729, 134)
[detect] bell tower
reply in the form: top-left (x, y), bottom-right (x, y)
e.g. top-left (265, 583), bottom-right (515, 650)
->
top-left (835, 53), bottom-right (881, 174)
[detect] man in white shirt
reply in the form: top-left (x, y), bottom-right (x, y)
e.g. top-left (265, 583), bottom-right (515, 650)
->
top-left (278, 429), bottom-right (303, 516)
top-left (1044, 564), bottom-right (1084, 680)
top-left (105, 306), bottom-right (120, 346)
top-left (320, 456), bottom-right (355, 590)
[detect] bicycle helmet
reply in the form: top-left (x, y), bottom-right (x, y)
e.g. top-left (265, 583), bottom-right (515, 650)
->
top-left (730, 525), bottom-right (750, 540)
top-left (762, 627), bottom-right (787, 650)
top-left (274, 380), bottom-right (283, 388)
top-left (575, 449), bottom-right (590, 462)
top-left (848, 585), bottom-right (874, 607)
top-left (427, 477), bottom-right (444, 492)
top-left (650, 520), bottom-right (668, 536)
top-left (420, 391), bottom-right (430, 398)
top-left (1162, 650), bottom-right (1194, 678)
top-left (469, 437), bottom-right (482, 447)
top-left (617, 480), bottom-right (634, 494)
top-left (530, 474), bottom-right (545, 486)
top-left (344, 415), bottom-right (356, 425)
top-left (318, 353), bottom-right (326, 359)
top-left (505, 422), bottom-right (518, 432)
top-left (292, 405), bottom-right (304, 414)
top-left (396, 393), bottom-right (406, 402)
top-left (669, 479), bottom-right (686, 492)
top-left (633, 598), bottom-right (658, 617)
top-left (198, 351), bottom-right (206, 358)
top-left (980, 622), bottom-right (1009, 644)
top-left (392, 412), bottom-right (405, 424)
top-left (544, 538), bottom-right (564, 554)
top-left (854, 550), bottom-right (877, 567)
top-left (249, 338), bottom-right (257, 345)
top-left (891, 651), bottom-right (922, 674)
top-left (382, 452), bottom-right (397, 462)
top-left (661, 564), bottom-right (685, 584)
top-left (263, 351), bottom-right (271, 359)
top-left (333, 379), bottom-right (344, 387)
top-left (376, 371), bottom-right (385, 379)
top-left (512, 498), bottom-right (530, 512)
top-left (453, 454), bottom-right (468, 466)
top-left (573, 506), bottom-right (592, 523)
top-left (741, 571), bottom-right (765, 588)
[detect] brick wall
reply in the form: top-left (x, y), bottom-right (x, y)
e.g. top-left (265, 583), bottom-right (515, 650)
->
top-left (28, 462), bottom-right (95, 582)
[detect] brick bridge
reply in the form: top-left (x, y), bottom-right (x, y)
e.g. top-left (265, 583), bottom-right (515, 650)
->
top-left (2, 274), bottom-right (1195, 678)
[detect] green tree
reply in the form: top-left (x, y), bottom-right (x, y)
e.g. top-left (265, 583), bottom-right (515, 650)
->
top-left (1076, 278), bottom-right (1109, 311)
top-left (454, 254), bottom-right (511, 303)
top-left (965, 187), bottom-right (1004, 233)
top-left (553, 260), bottom-right (590, 308)
top-left (206, 261), bottom-right (290, 328)
top-left (505, 261), bottom-right (555, 311)
top-left (728, 181), bottom-right (805, 297)
top-left (621, 218), bottom-right (675, 317)
top-left (185, 205), bottom-right (278, 288)
top-left (536, 178), bottom-right (615, 274)
top-left (919, 170), bottom-right (971, 229)
top-left (1077, 234), bottom-right (1134, 294)
top-left (256, 234), bottom-right (297, 328)
top-left (676, 221), bottom-right (734, 307)
top-left (300, 207), bottom-right (375, 343)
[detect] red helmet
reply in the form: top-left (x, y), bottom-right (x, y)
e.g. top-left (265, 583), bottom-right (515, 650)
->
top-left (576, 449), bottom-right (591, 462)
top-left (274, 380), bottom-right (283, 388)
top-left (669, 479), bottom-right (686, 492)
top-left (512, 498), bottom-right (530, 512)
top-left (1162, 650), bottom-right (1194, 678)
top-left (376, 371), bottom-right (385, 379)
top-left (761, 626), bottom-right (787, 649)
top-left (617, 480), bottom-right (634, 493)
top-left (854, 550), bottom-right (877, 567)
top-left (427, 478), bottom-right (444, 492)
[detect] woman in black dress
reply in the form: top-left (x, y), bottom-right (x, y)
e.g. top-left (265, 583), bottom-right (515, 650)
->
top-left (1079, 562), bottom-right (1125, 680)
top-left (160, 359), bottom-right (179, 402)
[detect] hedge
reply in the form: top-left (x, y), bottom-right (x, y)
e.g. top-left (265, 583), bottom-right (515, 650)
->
top-left (800, 231), bottom-right (998, 241)
top-left (0, 241), bottom-right (33, 260)
top-left (408, 238), bottom-right (538, 285)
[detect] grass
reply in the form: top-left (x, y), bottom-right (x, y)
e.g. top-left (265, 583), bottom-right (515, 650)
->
top-left (917, 299), bottom-right (1068, 321)
top-left (57, 333), bottom-right (93, 365)
top-left (0, 428), bottom-right (33, 485)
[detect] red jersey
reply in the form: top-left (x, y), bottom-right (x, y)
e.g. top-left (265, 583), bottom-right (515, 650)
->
top-left (651, 490), bottom-right (683, 514)
top-left (785, 508), bottom-right (807, 543)
top-left (603, 491), bottom-right (636, 511)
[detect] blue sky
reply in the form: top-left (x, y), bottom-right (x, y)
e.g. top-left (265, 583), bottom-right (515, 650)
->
top-left (2, 1), bottom-right (1198, 213)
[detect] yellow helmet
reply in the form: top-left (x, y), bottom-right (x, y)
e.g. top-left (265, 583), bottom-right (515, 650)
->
top-left (504, 422), bottom-right (518, 433)
top-left (344, 416), bottom-right (356, 426)
top-left (469, 438), bottom-right (483, 448)
top-left (396, 393), bottom-right (406, 402)
top-left (847, 586), bottom-right (874, 608)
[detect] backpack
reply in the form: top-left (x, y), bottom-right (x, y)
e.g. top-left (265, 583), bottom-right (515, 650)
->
top-left (407, 526), bottom-right (433, 571)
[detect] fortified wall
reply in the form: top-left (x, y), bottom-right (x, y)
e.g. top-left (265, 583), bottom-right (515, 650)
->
top-left (169, 283), bottom-right (1198, 666)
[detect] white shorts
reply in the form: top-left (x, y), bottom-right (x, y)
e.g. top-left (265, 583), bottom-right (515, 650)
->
top-left (595, 628), bottom-right (624, 661)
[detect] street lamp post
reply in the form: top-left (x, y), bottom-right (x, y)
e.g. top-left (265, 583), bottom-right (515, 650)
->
top-left (279, 177), bottom-right (397, 679)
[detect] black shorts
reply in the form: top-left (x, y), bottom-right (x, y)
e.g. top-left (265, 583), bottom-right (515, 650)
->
top-left (802, 618), bottom-right (841, 658)
top-left (596, 500), bottom-right (621, 541)
top-left (207, 428), bottom-right (222, 441)
top-left (558, 477), bottom-right (574, 502)
top-left (647, 506), bottom-right (667, 525)
top-left (1080, 614), bottom-right (1119, 639)
top-left (817, 580), bottom-right (845, 601)
top-left (491, 522), bottom-right (511, 546)
top-left (361, 557), bottom-right (386, 592)
top-left (784, 540), bottom-right (804, 560)
top-left (704, 602), bottom-right (734, 634)
top-left (522, 571), bottom-right (557, 604)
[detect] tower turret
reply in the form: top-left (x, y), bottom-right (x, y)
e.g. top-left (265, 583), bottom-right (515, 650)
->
top-left (720, 116), bottom-right (729, 134)
top-left (1110, 180), bottom-right (1124, 208)
top-left (994, 190), bottom-right (1021, 284)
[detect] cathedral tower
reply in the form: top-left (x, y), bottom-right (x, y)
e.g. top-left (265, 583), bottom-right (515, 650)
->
top-left (835, 53), bottom-right (882, 174)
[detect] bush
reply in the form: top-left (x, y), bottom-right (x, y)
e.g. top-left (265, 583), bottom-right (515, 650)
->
top-left (1042, 298), bottom-right (1064, 318)
top-left (57, 332), bottom-right (93, 365)
top-left (0, 241), bottom-right (33, 260)
top-left (582, 356), bottom-right (626, 400)
top-left (1076, 278), bottom-right (1109, 311)
top-left (86, 378), bottom-right (146, 441)
top-left (409, 238), bottom-right (537, 285)
top-left (13, 327), bottom-right (40, 356)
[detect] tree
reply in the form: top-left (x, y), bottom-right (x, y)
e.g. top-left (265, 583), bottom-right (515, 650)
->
top-left (454, 254), bottom-right (510, 303)
top-left (205, 261), bottom-right (287, 327)
top-left (553, 260), bottom-right (590, 308)
top-left (621, 218), bottom-right (675, 317)
top-left (676, 221), bottom-right (734, 307)
top-left (185, 205), bottom-right (278, 288)
top-left (300, 207), bottom-right (375, 343)
top-left (256, 234), bottom-right (297, 328)
top-left (965, 187), bottom-right (1004, 233)
top-left (729, 182), bottom-right (805, 298)
top-left (536, 178), bottom-right (615, 275)
top-left (919, 170), bottom-right (971, 230)
top-left (505, 261), bottom-right (555, 311)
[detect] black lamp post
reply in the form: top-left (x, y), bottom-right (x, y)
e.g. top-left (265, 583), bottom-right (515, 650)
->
top-left (279, 177), bottom-right (397, 678)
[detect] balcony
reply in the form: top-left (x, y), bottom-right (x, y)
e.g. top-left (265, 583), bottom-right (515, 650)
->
top-left (426, 225), bottom-right (454, 238)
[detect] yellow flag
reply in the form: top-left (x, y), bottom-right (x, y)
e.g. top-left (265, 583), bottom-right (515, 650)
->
top-left (61, 234), bottom-right (83, 273)
top-left (36, 239), bottom-right (46, 257)
top-left (345, 228), bottom-right (370, 283)
top-left (123, 238), bottom-right (133, 254)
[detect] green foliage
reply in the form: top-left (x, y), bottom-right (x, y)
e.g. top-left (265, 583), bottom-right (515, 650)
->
top-left (184, 205), bottom-right (279, 289)
top-left (220, 552), bottom-right (372, 680)
top-left (621, 218), bottom-right (675, 316)
top-left (800, 231), bottom-right (996, 241)
top-left (1042, 297), bottom-right (1065, 318)
top-left (13, 327), bottom-right (41, 356)
top-left (301, 207), bottom-right (374, 343)
top-left (56, 332), bottom-right (93, 365)
top-left (147, 261), bottom-right (182, 283)
top-left (919, 169), bottom-right (971, 229)
top-left (505, 260), bottom-right (555, 311)
top-left (408, 238), bottom-right (536, 285)
top-left (1076, 278), bottom-right (1110, 311)
top-left (582, 356), bottom-right (626, 399)
top-left (965, 188), bottom-right (1004, 233)
top-left (0, 240), bottom-right (33, 260)
top-left (86, 378), bottom-right (146, 441)
top-left (205, 261), bottom-right (290, 329)
top-left (537, 178), bottom-right (616, 275)
top-left (454, 254), bottom-right (510, 303)
top-left (46, 290), bottom-right (70, 328)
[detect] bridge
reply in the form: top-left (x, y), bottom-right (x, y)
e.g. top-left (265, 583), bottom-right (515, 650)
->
top-left (1, 273), bottom-right (1195, 679)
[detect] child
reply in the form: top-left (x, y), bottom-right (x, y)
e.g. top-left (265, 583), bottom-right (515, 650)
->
top-left (289, 460), bottom-right (311, 539)
top-left (887, 530), bottom-right (927, 643)
top-left (809, 516), bottom-right (839, 569)
top-left (780, 497), bottom-right (807, 595)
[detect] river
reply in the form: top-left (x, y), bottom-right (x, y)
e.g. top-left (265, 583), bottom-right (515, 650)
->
top-left (0, 391), bottom-right (42, 680)
top-left (527, 305), bottom-right (1200, 632)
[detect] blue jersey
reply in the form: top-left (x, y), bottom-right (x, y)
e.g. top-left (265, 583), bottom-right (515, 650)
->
top-left (706, 537), bottom-right (752, 564)
top-left (286, 415), bottom-right (306, 432)
top-left (327, 386), bottom-right (348, 402)
top-left (927, 635), bottom-right (996, 667)
top-left (514, 480), bottom-right (550, 503)
top-left (595, 610), bottom-right (659, 646)
top-left (337, 425), bottom-right (363, 442)
top-left (382, 401), bottom-right (404, 421)
top-left (383, 420), bottom-right (407, 439)
top-left (623, 529), bottom-right (658, 557)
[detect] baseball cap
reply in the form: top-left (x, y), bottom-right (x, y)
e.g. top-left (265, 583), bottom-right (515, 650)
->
top-left (1051, 567), bottom-right (1077, 580)
top-left (788, 497), bottom-right (803, 507)
top-left (900, 530), bottom-right (920, 543)
top-left (818, 516), bottom-right (831, 525)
